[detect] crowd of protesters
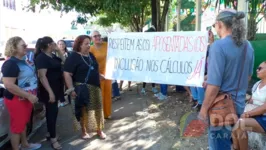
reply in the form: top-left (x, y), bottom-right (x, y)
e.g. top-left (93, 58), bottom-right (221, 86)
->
top-left (1, 8), bottom-right (265, 150)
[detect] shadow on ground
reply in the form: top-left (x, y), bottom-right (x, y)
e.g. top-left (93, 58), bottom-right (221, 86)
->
top-left (29, 83), bottom-right (208, 150)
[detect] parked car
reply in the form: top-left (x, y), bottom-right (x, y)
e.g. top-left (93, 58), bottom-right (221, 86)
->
top-left (63, 39), bottom-right (74, 52)
top-left (0, 49), bottom-right (45, 148)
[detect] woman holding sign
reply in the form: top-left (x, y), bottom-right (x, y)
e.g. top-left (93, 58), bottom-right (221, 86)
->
top-left (90, 31), bottom-right (112, 119)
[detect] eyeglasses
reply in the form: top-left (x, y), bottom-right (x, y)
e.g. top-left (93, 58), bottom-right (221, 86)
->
top-left (93, 34), bottom-right (101, 38)
top-left (257, 66), bottom-right (265, 71)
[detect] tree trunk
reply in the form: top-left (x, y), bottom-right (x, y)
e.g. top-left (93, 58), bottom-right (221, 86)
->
top-left (151, 0), bottom-right (157, 29)
top-left (156, 0), bottom-right (160, 30)
top-left (159, 0), bottom-right (170, 31)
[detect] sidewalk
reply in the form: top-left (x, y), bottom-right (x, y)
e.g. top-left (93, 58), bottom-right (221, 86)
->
top-left (29, 84), bottom-right (160, 150)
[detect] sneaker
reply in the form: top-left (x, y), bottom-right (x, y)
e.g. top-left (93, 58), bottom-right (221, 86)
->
top-left (141, 88), bottom-right (146, 94)
top-left (192, 101), bottom-right (199, 109)
top-left (20, 143), bottom-right (42, 150)
top-left (152, 87), bottom-right (158, 94)
top-left (154, 92), bottom-right (162, 98)
top-left (158, 94), bottom-right (167, 101)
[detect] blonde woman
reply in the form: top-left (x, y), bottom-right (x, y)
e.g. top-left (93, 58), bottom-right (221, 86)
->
top-left (1, 36), bottom-right (41, 150)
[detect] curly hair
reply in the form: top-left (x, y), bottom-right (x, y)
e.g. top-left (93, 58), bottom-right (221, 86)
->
top-left (5, 36), bottom-right (23, 57)
top-left (216, 10), bottom-right (246, 46)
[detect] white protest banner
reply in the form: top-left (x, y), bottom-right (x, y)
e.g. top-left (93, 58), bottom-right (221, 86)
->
top-left (105, 31), bottom-right (208, 87)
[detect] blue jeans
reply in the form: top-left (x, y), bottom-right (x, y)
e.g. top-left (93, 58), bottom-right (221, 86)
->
top-left (208, 126), bottom-right (232, 150)
top-left (112, 81), bottom-right (120, 97)
top-left (190, 87), bottom-right (205, 104)
top-left (160, 84), bottom-right (168, 96)
top-left (208, 113), bottom-right (242, 150)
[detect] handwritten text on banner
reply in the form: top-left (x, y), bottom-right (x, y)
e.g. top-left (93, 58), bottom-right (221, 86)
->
top-left (105, 31), bottom-right (208, 87)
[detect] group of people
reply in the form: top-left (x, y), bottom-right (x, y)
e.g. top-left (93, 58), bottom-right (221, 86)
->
top-left (1, 8), bottom-right (266, 150)
top-left (1, 31), bottom-right (112, 150)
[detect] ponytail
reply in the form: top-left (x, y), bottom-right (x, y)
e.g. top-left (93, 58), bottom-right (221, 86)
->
top-left (34, 36), bottom-right (54, 59)
top-left (231, 12), bottom-right (246, 46)
top-left (34, 38), bottom-right (43, 60)
top-left (216, 10), bottom-right (246, 46)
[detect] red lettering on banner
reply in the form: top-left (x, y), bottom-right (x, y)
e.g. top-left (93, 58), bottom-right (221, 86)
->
top-left (187, 57), bottom-right (205, 80)
top-left (152, 35), bottom-right (207, 53)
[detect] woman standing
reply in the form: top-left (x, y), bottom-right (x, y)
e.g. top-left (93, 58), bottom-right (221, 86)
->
top-left (57, 40), bottom-right (70, 106)
top-left (1, 36), bottom-right (41, 150)
top-left (64, 35), bottom-right (106, 139)
top-left (90, 31), bottom-right (112, 119)
top-left (57, 40), bottom-right (70, 59)
top-left (35, 36), bottom-right (65, 150)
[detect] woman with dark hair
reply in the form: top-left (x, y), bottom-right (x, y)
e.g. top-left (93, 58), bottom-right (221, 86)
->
top-left (232, 61), bottom-right (266, 150)
top-left (57, 40), bottom-right (71, 107)
top-left (64, 35), bottom-right (106, 139)
top-left (57, 40), bottom-right (70, 59)
top-left (35, 36), bottom-right (65, 150)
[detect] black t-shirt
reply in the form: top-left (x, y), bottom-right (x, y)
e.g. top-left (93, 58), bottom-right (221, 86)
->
top-left (1, 59), bottom-right (19, 99)
top-left (35, 52), bottom-right (64, 101)
top-left (1, 57), bottom-right (38, 100)
top-left (64, 52), bottom-right (100, 87)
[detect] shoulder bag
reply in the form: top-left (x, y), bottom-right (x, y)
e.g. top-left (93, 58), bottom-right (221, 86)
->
top-left (208, 42), bottom-right (248, 127)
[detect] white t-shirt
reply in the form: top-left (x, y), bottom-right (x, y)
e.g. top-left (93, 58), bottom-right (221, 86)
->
top-left (252, 81), bottom-right (266, 106)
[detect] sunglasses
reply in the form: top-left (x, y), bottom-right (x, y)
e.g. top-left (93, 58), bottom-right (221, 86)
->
top-left (93, 34), bottom-right (101, 38)
top-left (257, 66), bottom-right (265, 71)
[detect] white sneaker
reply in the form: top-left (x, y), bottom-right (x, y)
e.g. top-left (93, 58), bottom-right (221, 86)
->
top-left (158, 94), bottom-right (167, 101)
top-left (192, 103), bottom-right (199, 109)
top-left (141, 88), bottom-right (146, 94)
top-left (20, 143), bottom-right (42, 150)
top-left (152, 87), bottom-right (158, 93)
top-left (154, 92), bottom-right (162, 98)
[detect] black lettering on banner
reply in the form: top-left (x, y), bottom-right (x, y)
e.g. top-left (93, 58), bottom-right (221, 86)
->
top-left (146, 60), bottom-right (159, 72)
top-left (160, 60), bottom-right (167, 73)
top-left (114, 57), bottom-right (194, 74)
top-left (166, 58), bottom-right (172, 73)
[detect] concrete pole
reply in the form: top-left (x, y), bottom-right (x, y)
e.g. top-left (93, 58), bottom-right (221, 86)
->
top-left (176, 0), bottom-right (181, 31)
top-left (195, 0), bottom-right (202, 31)
top-left (237, 0), bottom-right (249, 30)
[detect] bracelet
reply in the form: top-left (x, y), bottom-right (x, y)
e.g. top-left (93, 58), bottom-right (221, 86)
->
top-left (65, 87), bottom-right (75, 95)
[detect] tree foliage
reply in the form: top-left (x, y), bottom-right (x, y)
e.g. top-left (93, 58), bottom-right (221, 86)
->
top-left (28, 0), bottom-right (151, 32)
top-left (215, 0), bottom-right (266, 40)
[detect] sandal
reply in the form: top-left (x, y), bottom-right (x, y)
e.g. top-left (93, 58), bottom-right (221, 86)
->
top-left (81, 133), bottom-right (92, 139)
top-left (46, 134), bottom-right (61, 141)
top-left (112, 96), bottom-right (121, 102)
top-left (97, 131), bottom-right (106, 139)
top-left (51, 141), bottom-right (62, 150)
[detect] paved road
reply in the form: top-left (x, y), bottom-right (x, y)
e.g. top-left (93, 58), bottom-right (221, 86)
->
top-left (29, 85), bottom-right (158, 150)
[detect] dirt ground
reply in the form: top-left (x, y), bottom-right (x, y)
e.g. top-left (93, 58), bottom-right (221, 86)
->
top-left (142, 85), bottom-right (209, 150)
